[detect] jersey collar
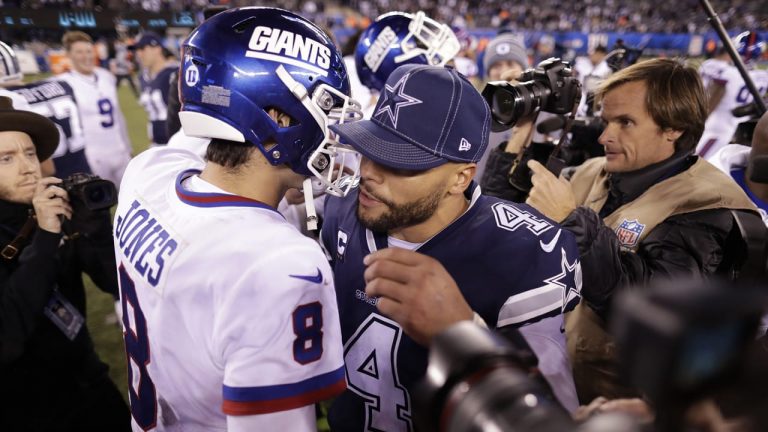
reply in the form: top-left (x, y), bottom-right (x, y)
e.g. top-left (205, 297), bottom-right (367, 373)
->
top-left (175, 169), bottom-right (280, 214)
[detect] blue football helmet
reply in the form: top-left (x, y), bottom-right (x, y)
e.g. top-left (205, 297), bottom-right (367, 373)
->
top-left (735, 31), bottom-right (766, 63)
top-left (355, 11), bottom-right (460, 91)
top-left (179, 7), bottom-right (362, 196)
top-left (0, 41), bottom-right (22, 84)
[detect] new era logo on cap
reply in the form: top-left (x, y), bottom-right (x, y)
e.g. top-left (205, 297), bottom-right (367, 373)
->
top-left (459, 138), bottom-right (471, 152)
top-left (330, 64), bottom-right (491, 171)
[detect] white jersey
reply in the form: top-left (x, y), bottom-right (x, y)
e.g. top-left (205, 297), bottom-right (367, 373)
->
top-left (58, 68), bottom-right (132, 183)
top-left (114, 147), bottom-right (346, 431)
top-left (573, 56), bottom-right (611, 117)
top-left (343, 56), bottom-right (375, 118)
top-left (698, 58), bottom-right (730, 89)
top-left (696, 64), bottom-right (768, 158)
top-left (0, 87), bottom-right (32, 110)
top-left (709, 144), bottom-right (768, 226)
top-left (10, 80), bottom-right (91, 177)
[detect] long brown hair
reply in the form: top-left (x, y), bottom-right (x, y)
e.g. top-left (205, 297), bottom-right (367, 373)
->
top-left (595, 58), bottom-right (707, 153)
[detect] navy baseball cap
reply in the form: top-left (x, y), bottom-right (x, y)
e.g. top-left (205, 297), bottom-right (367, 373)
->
top-left (129, 33), bottom-right (163, 50)
top-left (330, 64), bottom-right (491, 171)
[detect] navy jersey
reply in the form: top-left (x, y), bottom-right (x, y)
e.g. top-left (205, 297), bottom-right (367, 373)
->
top-left (321, 183), bottom-right (582, 432)
top-left (10, 80), bottom-right (91, 177)
top-left (139, 65), bottom-right (177, 145)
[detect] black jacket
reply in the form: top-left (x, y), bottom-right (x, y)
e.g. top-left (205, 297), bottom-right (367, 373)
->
top-left (0, 199), bottom-right (127, 430)
top-left (561, 153), bottom-right (765, 318)
top-left (481, 148), bottom-right (766, 316)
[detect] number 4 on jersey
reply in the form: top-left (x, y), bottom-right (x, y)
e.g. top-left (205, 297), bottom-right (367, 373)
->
top-left (345, 314), bottom-right (413, 432)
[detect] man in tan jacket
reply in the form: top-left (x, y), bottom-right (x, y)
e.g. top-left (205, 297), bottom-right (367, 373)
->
top-left (524, 58), bottom-right (764, 403)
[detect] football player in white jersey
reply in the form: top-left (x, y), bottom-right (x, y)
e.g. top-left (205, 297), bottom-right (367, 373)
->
top-left (0, 41), bottom-right (32, 111)
top-left (696, 32), bottom-right (768, 159)
top-left (114, 7), bottom-right (362, 432)
top-left (58, 31), bottom-right (132, 185)
top-left (1, 40), bottom-right (56, 177)
top-left (698, 48), bottom-right (731, 93)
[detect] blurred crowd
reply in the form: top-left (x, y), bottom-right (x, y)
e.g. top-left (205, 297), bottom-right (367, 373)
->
top-left (2, 0), bottom-right (766, 32)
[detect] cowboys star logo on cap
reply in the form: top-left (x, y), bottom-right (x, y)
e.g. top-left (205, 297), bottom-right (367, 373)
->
top-left (374, 72), bottom-right (423, 128)
top-left (329, 65), bottom-right (491, 171)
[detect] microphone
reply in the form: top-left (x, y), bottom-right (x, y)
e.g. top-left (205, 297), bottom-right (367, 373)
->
top-left (749, 155), bottom-right (768, 184)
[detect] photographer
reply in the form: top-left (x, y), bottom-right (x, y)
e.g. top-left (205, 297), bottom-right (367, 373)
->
top-left (476, 33), bottom-right (532, 185)
top-left (517, 59), bottom-right (766, 402)
top-left (0, 97), bottom-right (129, 430)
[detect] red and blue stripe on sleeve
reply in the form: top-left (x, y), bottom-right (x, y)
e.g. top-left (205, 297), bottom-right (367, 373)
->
top-left (222, 366), bottom-right (346, 415)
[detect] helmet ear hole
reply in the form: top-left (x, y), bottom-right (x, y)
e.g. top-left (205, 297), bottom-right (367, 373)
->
top-left (264, 106), bottom-right (299, 128)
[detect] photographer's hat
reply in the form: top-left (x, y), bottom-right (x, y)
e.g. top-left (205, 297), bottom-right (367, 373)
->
top-left (483, 33), bottom-right (529, 78)
top-left (0, 96), bottom-right (58, 161)
top-left (330, 65), bottom-right (491, 171)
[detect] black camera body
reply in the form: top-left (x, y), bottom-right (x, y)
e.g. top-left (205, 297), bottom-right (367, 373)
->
top-left (482, 58), bottom-right (582, 132)
top-left (61, 173), bottom-right (117, 212)
top-left (414, 322), bottom-right (573, 432)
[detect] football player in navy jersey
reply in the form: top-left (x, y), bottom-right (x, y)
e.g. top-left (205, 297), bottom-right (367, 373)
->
top-left (321, 64), bottom-right (583, 432)
top-left (131, 33), bottom-right (178, 146)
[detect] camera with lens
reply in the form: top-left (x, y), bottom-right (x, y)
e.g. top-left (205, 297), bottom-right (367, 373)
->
top-left (482, 58), bottom-right (583, 131)
top-left (61, 173), bottom-right (117, 213)
top-left (415, 278), bottom-right (768, 432)
top-left (413, 322), bottom-right (574, 432)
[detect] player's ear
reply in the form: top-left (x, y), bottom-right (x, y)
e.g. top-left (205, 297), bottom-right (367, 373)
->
top-left (448, 162), bottom-right (475, 195)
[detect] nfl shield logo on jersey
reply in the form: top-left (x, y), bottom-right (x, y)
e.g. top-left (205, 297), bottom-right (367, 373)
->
top-left (616, 219), bottom-right (645, 249)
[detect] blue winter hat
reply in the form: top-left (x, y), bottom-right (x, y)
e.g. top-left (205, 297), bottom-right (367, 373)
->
top-left (330, 64), bottom-right (491, 171)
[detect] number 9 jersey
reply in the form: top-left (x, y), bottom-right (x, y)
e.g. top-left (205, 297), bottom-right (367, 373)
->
top-left (58, 67), bottom-right (132, 184)
top-left (114, 145), bottom-right (346, 431)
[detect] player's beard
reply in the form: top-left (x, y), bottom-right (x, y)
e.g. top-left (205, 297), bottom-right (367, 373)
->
top-left (357, 185), bottom-right (444, 234)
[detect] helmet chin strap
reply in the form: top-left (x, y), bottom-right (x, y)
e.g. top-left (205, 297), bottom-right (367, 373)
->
top-left (275, 65), bottom-right (323, 231)
top-left (303, 177), bottom-right (319, 231)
